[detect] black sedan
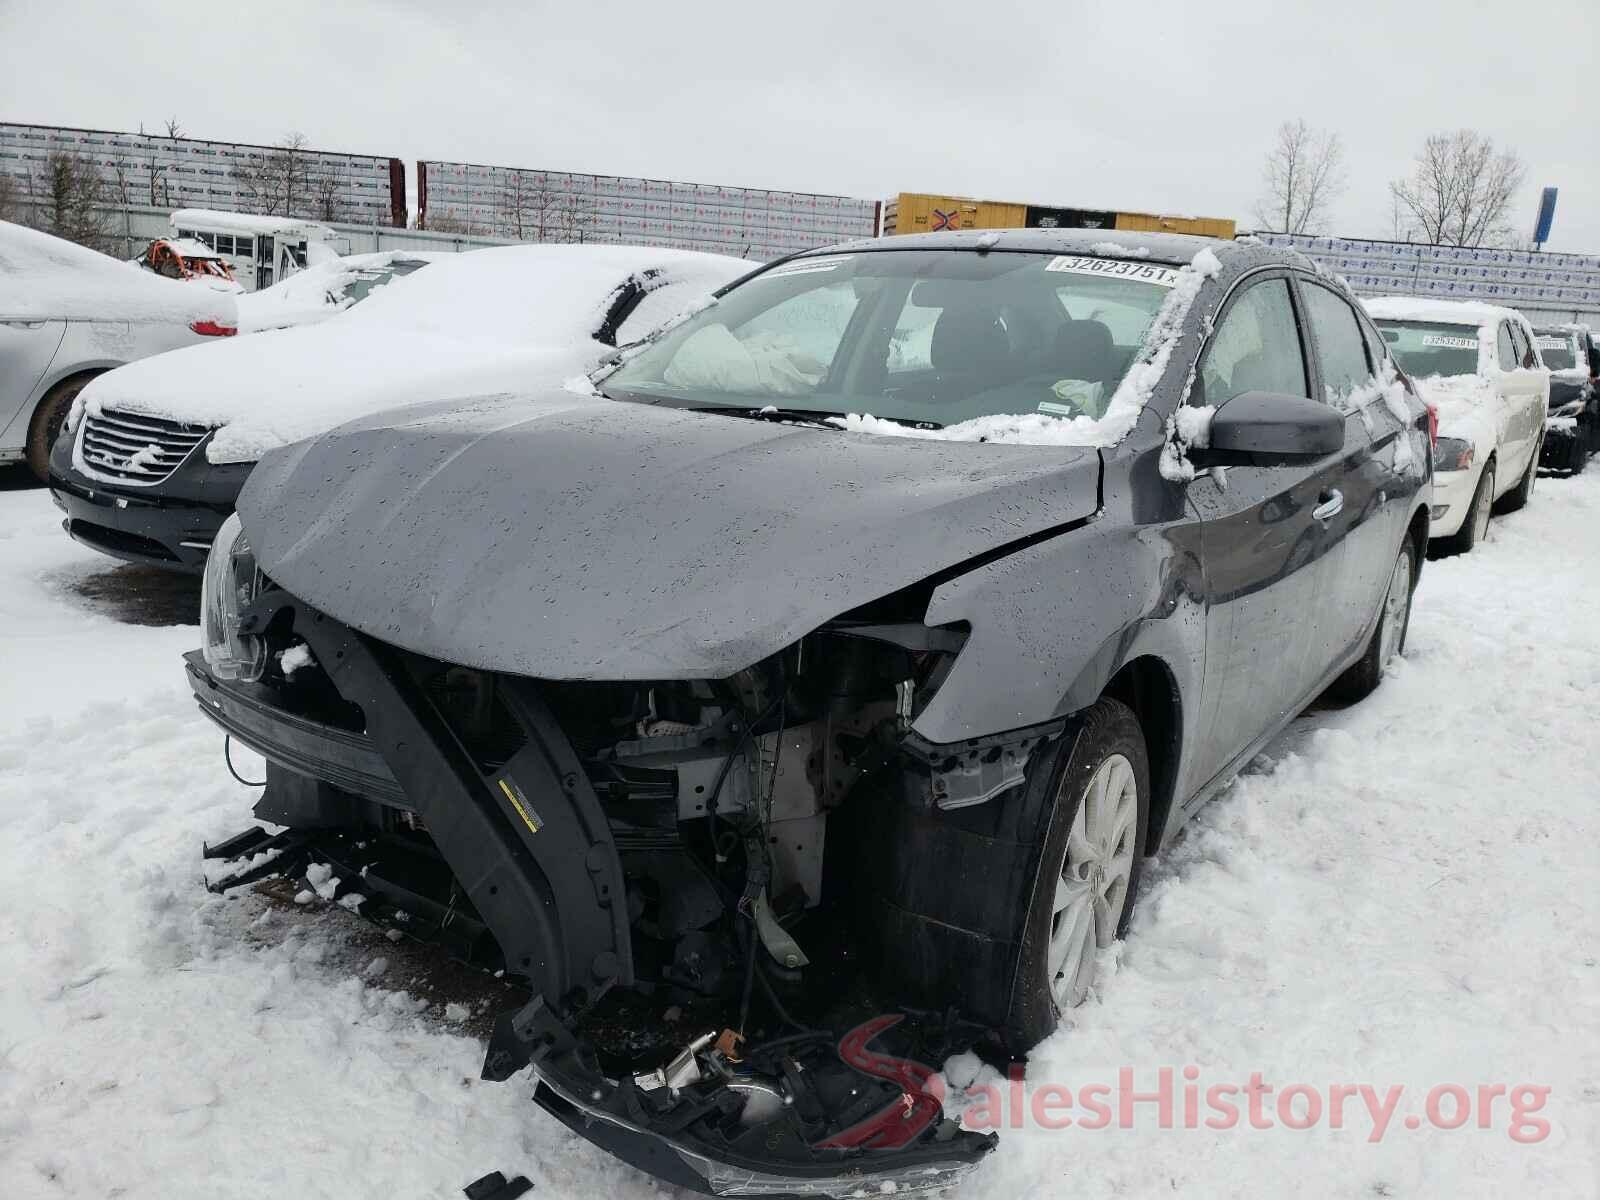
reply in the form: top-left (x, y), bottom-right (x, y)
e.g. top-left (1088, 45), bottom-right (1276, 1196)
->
top-left (190, 230), bottom-right (1431, 1197)
top-left (1535, 323), bottom-right (1600, 474)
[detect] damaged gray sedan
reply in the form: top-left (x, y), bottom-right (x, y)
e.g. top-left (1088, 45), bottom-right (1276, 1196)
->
top-left (190, 229), bottom-right (1431, 1196)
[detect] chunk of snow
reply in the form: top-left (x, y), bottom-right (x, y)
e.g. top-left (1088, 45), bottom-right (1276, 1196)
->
top-left (444, 1003), bottom-right (470, 1023)
top-left (278, 644), bottom-right (314, 677)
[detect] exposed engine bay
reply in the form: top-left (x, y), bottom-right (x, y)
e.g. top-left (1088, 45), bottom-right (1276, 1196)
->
top-left (194, 574), bottom-right (1048, 1195)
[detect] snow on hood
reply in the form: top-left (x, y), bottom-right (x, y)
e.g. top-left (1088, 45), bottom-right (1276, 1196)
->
top-left (0, 219), bottom-right (237, 325)
top-left (71, 244), bottom-right (748, 465)
top-left (235, 250), bottom-right (450, 333)
top-left (830, 246), bottom-right (1223, 449)
top-left (1407, 372), bottom-right (1498, 447)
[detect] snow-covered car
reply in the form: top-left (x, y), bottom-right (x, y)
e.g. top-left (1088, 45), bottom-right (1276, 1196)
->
top-left (1365, 296), bottom-right (1548, 554)
top-left (192, 231), bottom-right (1431, 1197)
top-left (49, 244), bottom-right (752, 569)
top-left (1531, 323), bottom-right (1599, 474)
top-left (235, 250), bottom-right (443, 333)
top-left (0, 220), bottom-right (239, 481)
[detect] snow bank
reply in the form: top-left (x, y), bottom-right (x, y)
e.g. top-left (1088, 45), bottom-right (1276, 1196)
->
top-left (69, 244), bottom-right (749, 466)
top-left (833, 247), bottom-right (1223, 449)
top-left (0, 219), bottom-right (236, 326)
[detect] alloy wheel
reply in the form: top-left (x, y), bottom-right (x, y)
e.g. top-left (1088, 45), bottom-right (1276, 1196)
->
top-left (1048, 753), bottom-right (1139, 1010)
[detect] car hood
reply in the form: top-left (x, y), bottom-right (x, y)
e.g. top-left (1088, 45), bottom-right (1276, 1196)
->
top-left (237, 392), bottom-right (1101, 679)
top-left (72, 320), bottom-right (604, 465)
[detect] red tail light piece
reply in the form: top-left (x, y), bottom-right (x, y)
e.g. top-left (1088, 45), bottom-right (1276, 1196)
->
top-left (190, 319), bottom-right (237, 337)
top-left (1425, 402), bottom-right (1438, 448)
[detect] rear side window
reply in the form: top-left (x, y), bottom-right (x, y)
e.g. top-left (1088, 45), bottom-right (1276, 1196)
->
top-left (1198, 277), bottom-right (1308, 405)
top-left (1300, 283), bottom-right (1373, 402)
top-left (1496, 324), bottom-right (1518, 371)
top-left (1508, 322), bottom-right (1535, 370)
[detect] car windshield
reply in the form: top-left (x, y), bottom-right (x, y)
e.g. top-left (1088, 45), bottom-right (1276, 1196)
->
top-left (1533, 330), bottom-right (1577, 371)
top-left (1373, 320), bottom-right (1479, 378)
top-left (599, 249), bottom-right (1177, 427)
top-left (344, 259), bottom-right (430, 305)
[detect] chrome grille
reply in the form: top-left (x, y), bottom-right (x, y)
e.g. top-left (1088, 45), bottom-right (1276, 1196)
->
top-left (78, 409), bottom-right (211, 485)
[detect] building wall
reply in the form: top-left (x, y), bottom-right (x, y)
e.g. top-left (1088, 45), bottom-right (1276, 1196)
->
top-left (417, 161), bottom-right (877, 261)
top-left (1256, 232), bottom-right (1600, 326)
top-left (0, 122), bottom-right (405, 228)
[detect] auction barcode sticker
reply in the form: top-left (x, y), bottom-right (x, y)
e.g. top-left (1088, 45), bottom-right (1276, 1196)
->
top-left (1536, 337), bottom-right (1566, 350)
top-left (1421, 334), bottom-right (1477, 350)
top-left (1045, 256), bottom-right (1180, 287)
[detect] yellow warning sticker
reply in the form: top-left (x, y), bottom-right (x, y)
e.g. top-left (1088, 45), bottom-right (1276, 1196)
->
top-left (497, 776), bottom-right (543, 835)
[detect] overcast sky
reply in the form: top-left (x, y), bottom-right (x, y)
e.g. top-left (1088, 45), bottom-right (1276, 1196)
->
top-left (3, 0), bottom-right (1596, 251)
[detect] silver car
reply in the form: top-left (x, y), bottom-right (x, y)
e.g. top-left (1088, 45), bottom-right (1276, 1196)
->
top-left (1, 220), bottom-right (237, 479)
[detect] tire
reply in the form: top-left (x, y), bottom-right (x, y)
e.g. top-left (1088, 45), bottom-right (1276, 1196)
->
top-left (1004, 697), bottom-right (1149, 1050)
top-left (1444, 460), bottom-right (1494, 555)
top-left (24, 374), bottom-right (96, 483)
top-left (1495, 443), bottom-right (1537, 514)
top-left (1327, 537), bottom-right (1416, 704)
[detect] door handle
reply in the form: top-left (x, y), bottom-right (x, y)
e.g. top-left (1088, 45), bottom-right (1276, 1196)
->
top-left (1312, 490), bottom-right (1344, 522)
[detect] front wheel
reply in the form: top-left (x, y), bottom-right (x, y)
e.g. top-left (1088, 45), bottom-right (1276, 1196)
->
top-left (1327, 538), bottom-right (1415, 704)
top-left (1005, 698), bottom-right (1149, 1049)
top-left (25, 374), bottom-right (96, 482)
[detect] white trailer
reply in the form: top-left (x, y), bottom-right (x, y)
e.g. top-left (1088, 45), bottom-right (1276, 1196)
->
top-left (168, 209), bottom-right (348, 292)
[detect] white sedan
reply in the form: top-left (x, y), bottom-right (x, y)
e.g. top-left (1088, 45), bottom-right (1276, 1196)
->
top-left (1364, 296), bottom-right (1549, 554)
top-left (0, 220), bottom-right (239, 480)
top-left (49, 242), bottom-right (753, 570)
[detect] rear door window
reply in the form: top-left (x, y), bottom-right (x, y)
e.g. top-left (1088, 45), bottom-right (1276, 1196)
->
top-left (1198, 277), bottom-right (1308, 405)
top-left (1300, 282), bottom-right (1374, 403)
top-left (1496, 323), bottom-right (1518, 371)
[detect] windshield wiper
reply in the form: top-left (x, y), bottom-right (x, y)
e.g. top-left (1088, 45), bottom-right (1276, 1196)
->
top-left (694, 405), bottom-right (844, 430)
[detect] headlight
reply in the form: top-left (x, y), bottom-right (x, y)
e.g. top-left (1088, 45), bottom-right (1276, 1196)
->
top-left (201, 513), bottom-right (265, 681)
top-left (1432, 436), bottom-right (1474, 472)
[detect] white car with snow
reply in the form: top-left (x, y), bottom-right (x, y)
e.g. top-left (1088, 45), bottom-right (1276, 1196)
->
top-left (49, 243), bottom-right (752, 570)
top-left (1365, 296), bottom-right (1549, 554)
top-left (0, 220), bottom-right (239, 481)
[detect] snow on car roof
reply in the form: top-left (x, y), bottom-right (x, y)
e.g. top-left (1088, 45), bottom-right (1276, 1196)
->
top-left (162, 237), bottom-right (229, 260)
top-left (170, 208), bottom-right (336, 237)
top-left (73, 242), bottom-right (751, 466)
top-left (0, 218), bottom-right (235, 324)
top-left (1362, 295), bottom-right (1526, 328)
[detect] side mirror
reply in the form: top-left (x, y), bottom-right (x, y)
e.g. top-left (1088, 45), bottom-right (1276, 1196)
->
top-left (1203, 391), bottom-right (1343, 461)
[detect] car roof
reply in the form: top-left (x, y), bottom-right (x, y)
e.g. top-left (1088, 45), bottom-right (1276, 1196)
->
top-left (1363, 294), bottom-right (1526, 328)
top-left (817, 227), bottom-right (1232, 267)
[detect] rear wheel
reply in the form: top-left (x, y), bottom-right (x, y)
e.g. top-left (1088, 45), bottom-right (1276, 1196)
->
top-left (25, 374), bottom-right (97, 482)
top-left (1328, 538), bottom-right (1415, 704)
top-left (1445, 461), bottom-right (1494, 555)
top-left (1004, 698), bottom-right (1148, 1049)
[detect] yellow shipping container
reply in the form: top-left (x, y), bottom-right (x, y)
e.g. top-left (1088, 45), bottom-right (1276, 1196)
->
top-left (884, 193), bottom-right (1027, 236)
top-left (1112, 211), bottom-right (1237, 239)
top-left (884, 192), bottom-right (1234, 240)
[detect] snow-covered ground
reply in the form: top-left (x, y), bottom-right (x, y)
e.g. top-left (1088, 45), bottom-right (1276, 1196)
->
top-left (1, 468), bottom-right (1596, 1198)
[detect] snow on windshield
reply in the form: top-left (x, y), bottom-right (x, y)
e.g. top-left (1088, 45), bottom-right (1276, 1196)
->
top-left (0, 219), bottom-right (235, 325)
top-left (235, 251), bottom-right (447, 333)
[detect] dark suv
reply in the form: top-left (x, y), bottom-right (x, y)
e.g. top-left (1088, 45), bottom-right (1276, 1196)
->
top-left (190, 230), bottom-right (1430, 1197)
top-left (1535, 323), bottom-right (1600, 474)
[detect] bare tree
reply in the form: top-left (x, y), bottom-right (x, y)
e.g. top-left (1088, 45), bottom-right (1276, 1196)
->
top-left (163, 117), bottom-right (184, 139)
top-left (1389, 130), bottom-right (1526, 248)
top-left (28, 151), bottom-right (112, 251)
top-left (310, 159), bottom-right (348, 223)
top-left (231, 132), bottom-right (311, 217)
top-left (1252, 119), bottom-right (1345, 235)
